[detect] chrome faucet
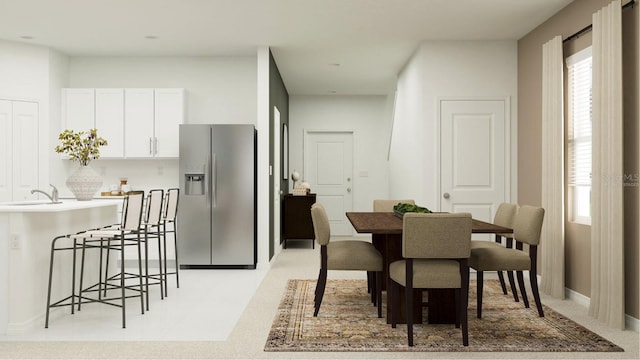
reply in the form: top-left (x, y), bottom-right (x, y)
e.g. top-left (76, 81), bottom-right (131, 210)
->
top-left (31, 184), bottom-right (59, 203)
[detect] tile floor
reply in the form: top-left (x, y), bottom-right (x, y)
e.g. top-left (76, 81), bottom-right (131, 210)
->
top-left (0, 267), bottom-right (268, 341)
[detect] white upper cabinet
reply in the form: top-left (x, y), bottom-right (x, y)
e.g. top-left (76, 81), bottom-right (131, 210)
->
top-left (62, 88), bottom-right (95, 132)
top-left (95, 89), bottom-right (124, 158)
top-left (124, 88), bottom-right (155, 158)
top-left (153, 89), bottom-right (185, 158)
top-left (62, 88), bottom-right (185, 159)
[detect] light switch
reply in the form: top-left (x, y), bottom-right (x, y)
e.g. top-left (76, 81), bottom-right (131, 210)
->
top-left (10, 234), bottom-right (20, 249)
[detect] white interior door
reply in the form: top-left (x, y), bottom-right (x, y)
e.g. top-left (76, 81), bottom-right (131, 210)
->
top-left (304, 131), bottom-right (353, 236)
top-left (440, 99), bottom-right (508, 233)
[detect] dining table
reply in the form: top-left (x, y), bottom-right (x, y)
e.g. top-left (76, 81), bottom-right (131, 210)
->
top-left (345, 211), bottom-right (512, 325)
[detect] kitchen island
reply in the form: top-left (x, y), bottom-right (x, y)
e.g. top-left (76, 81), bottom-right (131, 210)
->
top-left (0, 199), bottom-right (120, 334)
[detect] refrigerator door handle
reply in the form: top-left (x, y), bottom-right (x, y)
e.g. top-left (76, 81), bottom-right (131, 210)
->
top-left (212, 153), bottom-right (217, 208)
top-left (205, 154), bottom-right (212, 208)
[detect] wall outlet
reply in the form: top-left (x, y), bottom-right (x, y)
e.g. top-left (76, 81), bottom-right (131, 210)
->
top-left (10, 234), bottom-right (20, 250)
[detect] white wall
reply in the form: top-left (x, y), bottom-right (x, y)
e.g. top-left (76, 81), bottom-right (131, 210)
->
top-left (289, 95), bottom-right (392, 213)
top-left (49, 56), bottom-right (258, 196)
top-left (389, 40), bottom-right (518, 210)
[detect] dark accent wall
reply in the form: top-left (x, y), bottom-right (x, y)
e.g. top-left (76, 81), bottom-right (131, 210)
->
top-left (269, 50), bottom-right (290, 261)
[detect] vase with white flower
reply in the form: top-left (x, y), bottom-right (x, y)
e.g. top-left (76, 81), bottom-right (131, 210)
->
top-left (55, 128), bottom-right (108, 201)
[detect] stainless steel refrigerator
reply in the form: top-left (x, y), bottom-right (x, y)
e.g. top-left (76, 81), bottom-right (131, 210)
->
top-left (178, 124), bottom-right (256, 269)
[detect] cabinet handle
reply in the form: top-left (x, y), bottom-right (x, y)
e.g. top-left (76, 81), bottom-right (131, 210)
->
top-left (154, 137), bottom-right (158, 155)
top-left (149, 138), bottom-right (153, 155)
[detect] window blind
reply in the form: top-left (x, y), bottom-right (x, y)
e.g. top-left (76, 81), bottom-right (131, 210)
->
top-left (567, 47), bottom-right (592, 187)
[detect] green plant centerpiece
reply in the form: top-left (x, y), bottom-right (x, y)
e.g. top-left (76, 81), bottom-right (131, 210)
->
top-left (393, 202), bottom-right (432, 218)
top-left (55, 128), bottom-right (108, 166)
top-left (55, 129), bottom-right (108, 201)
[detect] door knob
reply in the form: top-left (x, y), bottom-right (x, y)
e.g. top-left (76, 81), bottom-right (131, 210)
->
top-left (443, 192), bottom-right (450, 199)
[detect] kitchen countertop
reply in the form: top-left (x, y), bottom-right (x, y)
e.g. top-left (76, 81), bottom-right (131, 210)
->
top-left (0, 199), bottom-right (121, 213)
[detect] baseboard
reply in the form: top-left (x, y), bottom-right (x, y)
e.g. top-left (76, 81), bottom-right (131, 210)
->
top-left (565, 287), bottom-right (590, 307)
top-left (565, 285), bottom-right (639, 332)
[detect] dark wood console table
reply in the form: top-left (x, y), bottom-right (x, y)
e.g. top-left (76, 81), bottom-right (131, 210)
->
top-left (282, 194), bottom-right (316, 248)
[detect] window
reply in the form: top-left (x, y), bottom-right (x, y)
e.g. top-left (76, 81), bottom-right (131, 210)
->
top-left (566, 47), bottom-right (592, 225)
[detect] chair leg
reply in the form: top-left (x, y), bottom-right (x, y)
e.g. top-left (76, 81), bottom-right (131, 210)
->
top-left (507, 270), bottom-right (519, 302)
top-left (476, 271), bottom-right (483, 319)
top-left (157, 232), bottom-right (165, 300)
top-left (136, 236), bottom-right (145, 315)
top-left (174, 227), bottom-right (180, 288)
top-left (162, 224), bottom-right (169, 297)
top-left (144, 233), bottom-right (150, 311)
top-left (313, 268), bottom-right (327, 317)
top-left (78, 239), bottom-right (87, 311)
top-left (45, 236), bottom-right (67, 328)
top-left (461, 262), bottom-right (470, 346)
top-left (530, 270), bottom-right (544, 317)
top-left (120, 237), bottom-right (127, 328)
top-left (375, 271), bottom-right (382, 318)
top-left (406, 258), bottom-right (414, 347)
top-left (516, 270), bottom-right (529, 308)
top-left (497, 271), bottom-right (508, 294)
top-left (406, 281), bottom-right (413, 346)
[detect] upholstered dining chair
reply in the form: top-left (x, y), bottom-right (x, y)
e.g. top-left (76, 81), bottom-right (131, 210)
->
top-left (310, 202), bottom-right (383, 318)
top-left (469, 205), bottom-right (545, 318)
top-left (389, 212), bottom-right (472, 346)
top-left (369, 199), bottom-right (415, 299)
top-left (470, 203), bottom-right (519, 301)
top-left (373, 199), bottom-right (415, 212)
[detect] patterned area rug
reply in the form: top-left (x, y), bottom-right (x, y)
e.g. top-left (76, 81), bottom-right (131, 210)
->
top-left (265, 279), bottom-right (624, 352)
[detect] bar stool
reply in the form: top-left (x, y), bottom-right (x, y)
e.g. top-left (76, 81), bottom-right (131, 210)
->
top-left (45, 192), bottom-right (146, 328)
top-left (138, 189), bottom-right (166, 307)
top-left (160, 188), bottom-right (180, 296)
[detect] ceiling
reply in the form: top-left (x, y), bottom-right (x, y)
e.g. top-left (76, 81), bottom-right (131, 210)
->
top-left (0, 0), bottom-right (573, 95)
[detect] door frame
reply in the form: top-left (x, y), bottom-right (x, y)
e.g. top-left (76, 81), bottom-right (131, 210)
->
top-left (303, 129), bottom-right (355, 235)
top-left (436, 97), bottom-right (515, 211)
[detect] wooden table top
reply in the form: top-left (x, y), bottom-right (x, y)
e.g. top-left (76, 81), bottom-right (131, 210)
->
top-left (345, 212), bottom-right (512, 235)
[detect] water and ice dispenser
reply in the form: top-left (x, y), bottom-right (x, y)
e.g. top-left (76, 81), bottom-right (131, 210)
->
top-left (184, 173), bottom-right (205, 195)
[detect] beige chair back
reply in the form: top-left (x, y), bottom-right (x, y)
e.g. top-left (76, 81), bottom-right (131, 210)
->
top-left (123, 191), bottom-right (145, 231)
top-left (494, 203), bottom-right (518, 228)
top-left (145, 189), bottom-right (164, 225)
top-left (163, 188), bottom-right (179, 221)
top-left (310, 203), bottom-right (331, 246)
top-left (373, 199), bottom-right (415, 212)
top-left (402, 213), bottom-right (472, 259)
top-left (513, 205), bottom-right (545, 246)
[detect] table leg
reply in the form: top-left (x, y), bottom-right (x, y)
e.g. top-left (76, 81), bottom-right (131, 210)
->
top-left (426, 289), bottom-right (456, 324)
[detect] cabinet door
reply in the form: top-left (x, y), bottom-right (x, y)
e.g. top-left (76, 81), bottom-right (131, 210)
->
top-left (95, 89), bottom-right (124, 158)
top-left (124, 89), bottom-right (154, 158)
top-left (12, 101), bottom-right (39, 201)
top-left (0, 100), bottom-right (11, 202)
top-left (62, 88), bottom-right (95, 132)
top-left (154, 88), bottom-right (184, 158)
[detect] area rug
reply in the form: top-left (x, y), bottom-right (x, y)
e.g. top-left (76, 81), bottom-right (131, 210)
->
top-left (264, 279), bottom-right (624, 352)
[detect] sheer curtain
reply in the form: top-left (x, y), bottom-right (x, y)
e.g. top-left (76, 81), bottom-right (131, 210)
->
top-left (540, 35), bottom-right (565, 299)
top-left (589, 0), bottom-right (625, 329)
